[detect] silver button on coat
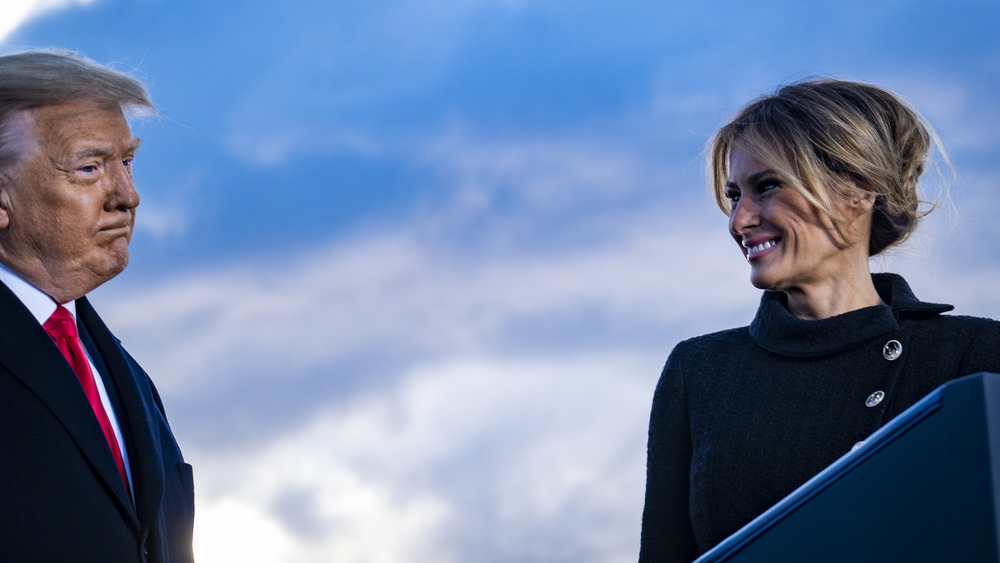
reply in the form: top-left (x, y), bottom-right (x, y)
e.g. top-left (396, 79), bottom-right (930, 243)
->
top-left (883, 339), bottom-right (902, 360)
top-left (866, 390), bottom-right (885, 407)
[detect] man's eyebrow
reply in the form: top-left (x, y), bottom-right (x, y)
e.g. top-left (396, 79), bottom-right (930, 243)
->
top-left (72, 138), bottom-right (142, 160)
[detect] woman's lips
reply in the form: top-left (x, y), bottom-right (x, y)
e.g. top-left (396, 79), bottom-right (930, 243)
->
top-left (743, 238), bottom-right (779, 261)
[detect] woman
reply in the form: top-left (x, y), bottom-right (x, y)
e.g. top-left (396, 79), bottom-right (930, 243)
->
top-left (639, 79), bottom-right (1000, 562)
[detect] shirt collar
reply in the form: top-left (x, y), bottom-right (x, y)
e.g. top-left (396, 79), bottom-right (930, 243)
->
top-left (0, 261), bottom-right (74, 324)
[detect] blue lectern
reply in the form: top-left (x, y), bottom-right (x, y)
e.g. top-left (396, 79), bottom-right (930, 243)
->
top-left (695, 372), bottom-right (1000, 563)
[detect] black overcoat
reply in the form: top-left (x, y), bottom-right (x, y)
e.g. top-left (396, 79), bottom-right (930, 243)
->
top-left (0, 281), bottom-right (194, 562)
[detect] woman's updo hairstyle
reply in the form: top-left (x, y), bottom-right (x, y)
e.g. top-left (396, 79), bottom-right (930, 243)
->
top-left (709, 78), bottom-right (942, 256)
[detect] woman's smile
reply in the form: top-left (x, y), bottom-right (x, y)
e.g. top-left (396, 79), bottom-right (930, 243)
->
top-left (742, 238), bottom-right (780, 261)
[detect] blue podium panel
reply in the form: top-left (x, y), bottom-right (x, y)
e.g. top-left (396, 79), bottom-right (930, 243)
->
top-left (696, 372), bottom-right (1000, 563)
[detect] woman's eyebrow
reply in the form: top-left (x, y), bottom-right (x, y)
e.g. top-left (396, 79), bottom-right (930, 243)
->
top-left (726, 169), bottom-right (776, 189)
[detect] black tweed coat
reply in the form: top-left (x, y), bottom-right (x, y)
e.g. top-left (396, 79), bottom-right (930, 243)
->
top-left (639, 273), bottom-right (1000, 562)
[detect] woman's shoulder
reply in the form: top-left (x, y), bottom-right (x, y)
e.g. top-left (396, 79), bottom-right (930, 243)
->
top-left (906, 313), bottom-right (1000, 360)
top-left (681, 325), bottom-right (752, 344)
top-left (653, 327), bottom-right (753, 401)
top-left (883, 274), bottom-right (1000, 338)
top-left (902, 312), bottom-right (1000, 379)
top-left (910, 311), bottom-right (1000, 334)
top-left (669, 326), bottom-right (752, 361)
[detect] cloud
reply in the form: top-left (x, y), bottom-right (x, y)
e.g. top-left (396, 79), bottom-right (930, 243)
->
top-left (98, 201), bottom-right (753, 399)
top-left (93, 68), bottom-right (1000, 563)
top-left (217, 0), bottom-right (524, 167)
top-left (97, 116), bottom-right (1000, 560)
top-left (189, 353), bottom-right (654, 563)
top-left (90, 174), bottom-right (759, 561)
top-left (0, 0), bottom-right (97, 44)
top-left (103, 107), bottom-right (748, 395)
top-left (133, 199), bottom-right (192, 241)
top-left (869, 71), bottom-right (1000, 155)
top-left (418, 124), bottom-right (657, 217)
top-left (93, 162), bottom-right (755, 560)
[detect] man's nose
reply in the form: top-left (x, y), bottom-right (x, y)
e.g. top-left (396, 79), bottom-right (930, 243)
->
top-left (106, 162), bottom-right (140, 211)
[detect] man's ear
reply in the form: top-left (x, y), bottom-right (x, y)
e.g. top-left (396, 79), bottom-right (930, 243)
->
top-left (0, 184), bottom-right (11, 230)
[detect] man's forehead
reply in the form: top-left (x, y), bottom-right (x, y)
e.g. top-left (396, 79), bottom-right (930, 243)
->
top-left (29, 101), bottom-right (137, 154)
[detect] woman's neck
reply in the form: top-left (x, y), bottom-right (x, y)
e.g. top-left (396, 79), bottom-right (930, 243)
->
top-left (782, 267), bottom-right (884, 320)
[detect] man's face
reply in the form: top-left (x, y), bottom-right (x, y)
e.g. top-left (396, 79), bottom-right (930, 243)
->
top-left (0, 100), bottom-right (141, 303)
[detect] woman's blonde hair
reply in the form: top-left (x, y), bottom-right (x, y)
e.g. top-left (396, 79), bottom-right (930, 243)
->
top-left (709, 78), bottom-right (943, 256)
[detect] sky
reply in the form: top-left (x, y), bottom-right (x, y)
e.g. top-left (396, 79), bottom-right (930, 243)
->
top-left (3, 1), bottom-right (999, 561)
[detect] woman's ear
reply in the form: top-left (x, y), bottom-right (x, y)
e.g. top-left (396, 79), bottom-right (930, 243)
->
top-left (848, 182), bottom-right (875, 214)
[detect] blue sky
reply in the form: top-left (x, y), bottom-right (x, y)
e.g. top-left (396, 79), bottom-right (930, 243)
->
top-left (4, 1), bottom-right (999, 561)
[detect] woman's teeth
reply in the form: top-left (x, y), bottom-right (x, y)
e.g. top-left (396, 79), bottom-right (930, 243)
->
top-left (747, 240), bottom-right (777, 256)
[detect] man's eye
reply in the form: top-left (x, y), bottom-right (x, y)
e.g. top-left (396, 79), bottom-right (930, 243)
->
top-left (78, 165), bottom-right (98, 174)
top-left (123, 157), bottom-right (133, 167)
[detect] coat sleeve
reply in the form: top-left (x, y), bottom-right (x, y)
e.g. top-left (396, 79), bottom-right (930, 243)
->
top-left (639, 343), bottom-right (698, 562)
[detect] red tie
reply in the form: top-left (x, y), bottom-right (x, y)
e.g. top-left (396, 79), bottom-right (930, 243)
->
top-left (44, 305), bottom-right (131, 499)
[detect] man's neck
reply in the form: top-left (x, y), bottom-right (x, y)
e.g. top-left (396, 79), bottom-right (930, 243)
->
top-left (0, 261), bottom-right (68, 323)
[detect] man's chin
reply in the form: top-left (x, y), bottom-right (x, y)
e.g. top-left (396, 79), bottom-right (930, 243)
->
top-left (106, 254), bottom-right (130, 279)
top-left (85, 251), bottom-right (131, 292)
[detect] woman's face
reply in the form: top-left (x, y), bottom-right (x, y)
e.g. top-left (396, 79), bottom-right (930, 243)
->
top-left (724, 148), bottom-right (864, 292)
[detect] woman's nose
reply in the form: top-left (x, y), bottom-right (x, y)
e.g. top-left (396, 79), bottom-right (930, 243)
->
top-left (729, 196), bottom-right (759, 236)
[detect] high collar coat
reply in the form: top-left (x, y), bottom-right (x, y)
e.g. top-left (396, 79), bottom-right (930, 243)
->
top-left (639, 274), bottom-right (1000, 562)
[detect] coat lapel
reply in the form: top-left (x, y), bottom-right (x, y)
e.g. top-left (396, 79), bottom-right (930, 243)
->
top-left (0, 283), bottom-right (137, 521)
top-left (76, 296), bottom-right (165, 531)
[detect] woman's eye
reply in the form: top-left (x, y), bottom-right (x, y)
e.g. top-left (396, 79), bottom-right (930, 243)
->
top-left (757, 179), bottom-right (780, 193)
top-left (725, 190), bottom-right (741, 203)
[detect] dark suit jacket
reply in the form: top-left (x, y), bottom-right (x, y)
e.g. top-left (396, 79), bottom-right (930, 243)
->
top-left (0, 281), bottom-right (194, 562)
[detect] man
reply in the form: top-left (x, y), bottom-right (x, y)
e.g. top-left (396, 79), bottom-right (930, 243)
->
top-left (0, 50), bottom-right (194, 562)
